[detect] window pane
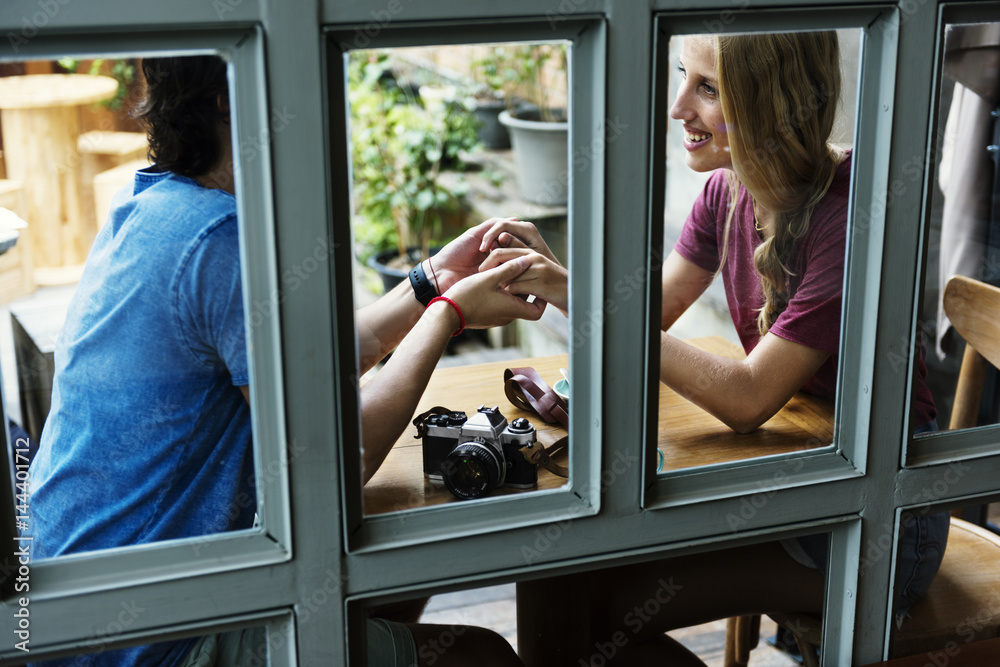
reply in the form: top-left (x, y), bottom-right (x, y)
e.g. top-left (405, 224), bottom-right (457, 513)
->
top-left (5, 55), bottom-right (260, 558)
top-left (918, 21), bottom-right (1000, 437)
top-left (24, 623), bottom-right (273, 664)
top-left (888, 500), bottom-right (999, 657)
top-left (345, 42), bottom-right (573, 516)
top-left (657, 29), bottom-right (860, 473)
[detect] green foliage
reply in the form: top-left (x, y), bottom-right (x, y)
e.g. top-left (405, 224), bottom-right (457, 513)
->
top-left (473, 42), bottom-right (568, 122)
top-left (57, 58), bottom-right (135, 111)
top-left (349, 52), bottom-right (478, 264)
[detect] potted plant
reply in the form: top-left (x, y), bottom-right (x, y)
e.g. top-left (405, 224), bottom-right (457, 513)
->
top-left (492, 43), bottom-right (569, 206)
top-left (467, 47), bottom-right (522, 150)
top-left (349, 52), bottom-right (479, 292)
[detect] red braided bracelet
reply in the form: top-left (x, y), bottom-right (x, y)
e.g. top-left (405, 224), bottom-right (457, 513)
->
top-left (427, 296), bottom-right (465, 337)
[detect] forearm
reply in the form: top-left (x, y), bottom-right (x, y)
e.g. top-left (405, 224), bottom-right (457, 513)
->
top-left (357, 278), bottom-right (424, 375)
top-left (659, 333), bottom-right (790, 433)
top-left (360, 301), bottom-right (459, 482)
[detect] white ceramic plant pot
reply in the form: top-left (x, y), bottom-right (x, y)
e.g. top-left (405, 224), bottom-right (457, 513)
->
top-left (498, 107), bottom-right (568, 206)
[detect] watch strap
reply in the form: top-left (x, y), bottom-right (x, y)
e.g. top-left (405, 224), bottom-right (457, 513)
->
top-left (409, 260), bottom-right (438, 307)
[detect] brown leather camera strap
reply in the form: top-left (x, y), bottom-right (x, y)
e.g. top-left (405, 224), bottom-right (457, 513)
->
top-left (519, 436), bottom-right (569, 478)
top-left (503, 366), bottom-right (569, 478)
top-left (503, 367), bottom-right (569, 429)
top-left (411, 406), bottom-right (450, 438)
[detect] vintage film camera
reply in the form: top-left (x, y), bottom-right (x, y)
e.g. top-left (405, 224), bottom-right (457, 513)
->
top-left (419, 406), bottom-right (537, 500)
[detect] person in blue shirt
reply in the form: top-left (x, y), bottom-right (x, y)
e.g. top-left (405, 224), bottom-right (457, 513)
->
top-left (29, 55), bottom-right (530, 667)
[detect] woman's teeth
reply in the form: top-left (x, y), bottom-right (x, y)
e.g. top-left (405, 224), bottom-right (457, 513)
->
top-left (686, 131), bottom-right (710, 142)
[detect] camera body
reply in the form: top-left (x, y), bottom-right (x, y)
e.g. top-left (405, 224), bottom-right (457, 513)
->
top-left (421, 406), bottom-right (537, 500)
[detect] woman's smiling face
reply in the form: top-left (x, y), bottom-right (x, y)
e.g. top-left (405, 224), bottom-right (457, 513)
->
top-left (670, 36), bottom-right (732, 172)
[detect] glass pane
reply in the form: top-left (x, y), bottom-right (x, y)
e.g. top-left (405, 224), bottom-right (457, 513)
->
top-left (3, 55), bottom-right (260, 558)
top-left (514, 537), bottom-right (827, 664)
top-left (657, 29), bottom-right (860, 473)
top-left (363, 586), bottom-right (520, 664)
top-left (888, 501), bottom-right (999, 657)
top-left (25, 624), bottom-right (273, 664)
top-left (918, 20), bottom-right (1000, 436)
top-left (345, 42), bottom-right (573, 516)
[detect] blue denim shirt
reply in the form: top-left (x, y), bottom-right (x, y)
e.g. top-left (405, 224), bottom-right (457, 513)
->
top-left (29, 168), bottom-right (253, 666)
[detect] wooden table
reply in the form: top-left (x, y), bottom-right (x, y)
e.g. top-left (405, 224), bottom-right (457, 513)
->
top-left (0, 74), bottom-right (119, 284)
top-left (363, 337), bottom-right (834, 515)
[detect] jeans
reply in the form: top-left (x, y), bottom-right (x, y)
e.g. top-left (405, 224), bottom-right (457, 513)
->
top-left (781, 420), bottom-right (949, 618)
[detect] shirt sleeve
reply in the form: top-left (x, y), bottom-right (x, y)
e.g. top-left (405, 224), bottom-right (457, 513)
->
top-left (673, 171), bottom-right (729, 273)
top-left (174, 215), bottom-right (249, 386)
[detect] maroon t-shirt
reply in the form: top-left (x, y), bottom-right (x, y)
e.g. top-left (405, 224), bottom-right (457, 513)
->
top-left (674, 153), bottom-right (936, 426)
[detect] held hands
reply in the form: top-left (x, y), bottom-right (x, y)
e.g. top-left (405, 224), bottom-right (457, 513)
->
top-left (431, 216), bottom-right (567, 319)
top-left (427, 218), bottom-right (525, 294)
top-left (442, 256), bottom-right (546, 329)
top-left (477, 218), bottom-right (569, 315)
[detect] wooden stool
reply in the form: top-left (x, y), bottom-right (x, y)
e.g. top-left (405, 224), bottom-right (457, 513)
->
top-left (0, 180), bottom-right (35, 304)
top-left (0, 74), bottom-right (118, 284)
top-left (77, 130), bottom-right (147, 239)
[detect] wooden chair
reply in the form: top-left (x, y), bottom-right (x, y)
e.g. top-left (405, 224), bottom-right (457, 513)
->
top-left (723, 275), bottom-right (1000, 666)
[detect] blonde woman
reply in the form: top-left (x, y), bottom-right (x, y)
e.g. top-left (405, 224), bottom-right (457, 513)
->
top-left (483, 31), bottom-right (946, 665)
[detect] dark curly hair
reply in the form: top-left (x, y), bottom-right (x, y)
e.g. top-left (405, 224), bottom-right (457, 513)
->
top-left (133, 56), bottom-right (230, 178)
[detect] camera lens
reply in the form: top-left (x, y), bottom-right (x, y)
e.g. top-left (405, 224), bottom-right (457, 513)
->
top-left (443, 441), bottom-right (502, 499)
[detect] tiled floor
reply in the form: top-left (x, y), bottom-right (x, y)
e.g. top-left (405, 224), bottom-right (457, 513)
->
top-left (420, 583), bottom-right (801, 666)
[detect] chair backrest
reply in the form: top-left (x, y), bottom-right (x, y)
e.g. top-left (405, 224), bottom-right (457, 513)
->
top-left (942, 275), bottom-right (1000, 429)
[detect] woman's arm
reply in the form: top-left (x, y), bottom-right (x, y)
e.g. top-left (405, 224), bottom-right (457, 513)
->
top-left (660, 252), bottom-right (830, 432)
top-left (660, 330), bottom-right (829, 433)
top-left (660, 250), bottom-right (714, 330)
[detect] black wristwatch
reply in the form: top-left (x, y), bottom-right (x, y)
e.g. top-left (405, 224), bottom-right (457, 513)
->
top-left (409, 260), bottom-right (438, 307)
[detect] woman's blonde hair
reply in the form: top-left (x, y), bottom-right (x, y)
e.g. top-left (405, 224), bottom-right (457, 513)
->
top-left (714, 31), bottom-right (844, 336)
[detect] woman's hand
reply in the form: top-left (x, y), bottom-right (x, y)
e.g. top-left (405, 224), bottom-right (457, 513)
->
top-left (480, 247), bottom-right (568, 315)
top-left (444, 255), bottom-right (548, 329)
top-left (427, 217), bottom-right (523, 294)
top-left (479, 219), bottom-right (562, 266)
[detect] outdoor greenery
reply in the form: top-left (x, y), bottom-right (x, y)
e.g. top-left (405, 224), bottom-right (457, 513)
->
top-left (349, 51), bottom-right (480, 267)
top-left (57, 57), bottom-right (136, 111)
top-left (473, 42), bottom-right (568, 122)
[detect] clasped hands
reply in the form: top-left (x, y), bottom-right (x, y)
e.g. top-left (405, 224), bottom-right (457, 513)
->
top-left (429, 217), bottom-right (568, 329)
